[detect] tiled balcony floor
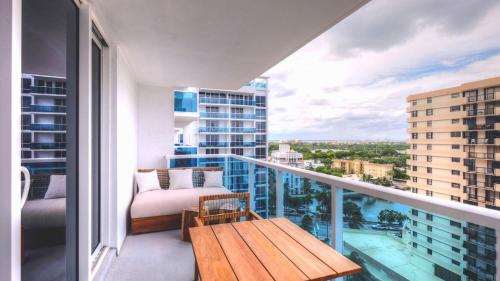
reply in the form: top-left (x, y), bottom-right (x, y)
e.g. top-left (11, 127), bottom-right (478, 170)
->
top-left (106, 230), bottom-right (194, 281)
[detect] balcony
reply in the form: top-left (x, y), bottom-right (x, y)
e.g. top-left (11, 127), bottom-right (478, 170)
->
top-left (159, 154), bottom-right (500, 281)
top-left (467, 123), bottom-right (495, 130)
top-left (230, 113), bottom-right (256, 119)
top-left (23, 85), bottom-right (67, 95)
top-left (467, 138), bottom-right (495, 145)
top-left (230, 142), bottom-right (255, 147)
top-left (23, 104), bottom-right (67, 113)
top-left (229, 99), bottom-right (256, 106)
top-left (229, 127), bottom-right (257, 133)
top-left (466, 152), bottom-right (495, 160)
top-left (467, 108), bottom-right (495, 116)
top-left (23, 123), bottom-right (66, 131)
top-left (30, 142), bottom-right (66, 149)
top-left (198, 141), bottom-right (229, 147)
top-left (199, 97), bottom-right (228, 105)
top-left (198, 127), bottom-right (230, 133)
top-left (199, 112), bottom-right (229, 119)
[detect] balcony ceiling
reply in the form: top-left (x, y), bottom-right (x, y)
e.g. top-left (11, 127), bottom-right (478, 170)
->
top-left (91, 0), bottom-right (368, 89)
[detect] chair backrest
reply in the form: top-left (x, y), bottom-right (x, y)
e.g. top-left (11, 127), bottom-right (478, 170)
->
top-left (135, 167), bottom-right (223, 193)
top-left (198, 192), bottom-right (250, 225)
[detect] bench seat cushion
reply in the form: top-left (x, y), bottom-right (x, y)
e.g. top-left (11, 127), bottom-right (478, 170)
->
top-left (131, 187), bottom-right (231, 219)
top-left (22, 198), bottom-right (66, 230)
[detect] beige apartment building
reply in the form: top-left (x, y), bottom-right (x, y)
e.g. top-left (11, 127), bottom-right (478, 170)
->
top-left (331, 159), bottom-right (394, 180)
top-left (407, 77), bottom-right (500, 209)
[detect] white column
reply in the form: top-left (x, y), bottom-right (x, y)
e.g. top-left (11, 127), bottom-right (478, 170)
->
top-left (79, 4), bottom-right (92, 281)
top-left (276, 170), bottom-right (284, 217)
top-left (331, 187), bottom-right (343, 252)
top-left (0, 0), bottom-right (21, 280)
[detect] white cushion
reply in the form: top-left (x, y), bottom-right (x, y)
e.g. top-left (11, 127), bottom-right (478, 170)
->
top-left (203, 171), bottom-right (223, 188)
top-left (22, 198), bottom-right (66, 229)
top-left (130, 187), bottom-right (231, 219)
top-left (135, 170), bottom-right (161, 193)
top-left (44, 175), bottom-right (66, 199)
top-left (168, 169), bottom-right (193, 190)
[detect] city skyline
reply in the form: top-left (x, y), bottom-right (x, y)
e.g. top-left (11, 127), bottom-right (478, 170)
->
top-left (264, 0), bottom-right (500, 141)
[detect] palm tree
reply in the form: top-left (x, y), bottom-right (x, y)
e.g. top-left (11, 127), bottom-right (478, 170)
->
top-left (343, 201), bottom-right (364, 229)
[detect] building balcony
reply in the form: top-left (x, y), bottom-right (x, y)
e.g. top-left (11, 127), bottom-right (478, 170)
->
top-left (230, 127), bottom-right (257, 133)
top-left (199, 112), bottom-right (229, 119)
top-left (230, 142), bottom-right (255, 147)
top-left (199, 97), bottom-right (228, 105)
top-left (467, 123), bottom-right (495, 130)
top-left (23, 104), bottom-right (67, 113)
top-left (199, 127), bottom-right (230, 133)
top-left (159, 154), bottom-right (500, 281)
top-left (229, 99), bottom-right (256, 106)
top-left (467, 108), bottom-right (496, 116)
top-left (467, 138), bottom-right (495, 145)
top-left (466, 152), bottom-right (495, 160)
top-left (23, 123), bottom-right (66, 131)
top-left (465, 166), bottom-right (494, 175)
top-left (23, 85), bottom-right (67, 95)
top-left (466, 93), bottom-right (496, 103)
top-left (230, 113), bottom-right (256, 119)
top-left (199, 141), bottom-right (229, 147)
top-left (30, 142), bottom-right (66, 149)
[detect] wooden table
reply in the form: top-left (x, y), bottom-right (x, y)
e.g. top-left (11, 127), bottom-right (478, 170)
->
top-left (181, 206), bottom-right (199, 242)
top-left (189, 217), bottom-right (361, 281)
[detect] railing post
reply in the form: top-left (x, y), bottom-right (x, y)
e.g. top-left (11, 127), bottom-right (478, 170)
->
top-left (248, 163), bottom-right (255, 211)
top-left (276, 170), bottom-right (284, 217)
top-left (331, 186), bottom-right (343, 252)
top-left (224, 156), bottom-right (229, 189)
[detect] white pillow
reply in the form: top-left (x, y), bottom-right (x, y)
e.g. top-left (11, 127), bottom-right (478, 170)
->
top-left (135, 170), bottom-right (161, 193)
top-left (168, 169), bottom-right (194, 190)
top-left (203, 171), bottom-right (224, 188)
top-left (44, 175), bottom-right (66, 199)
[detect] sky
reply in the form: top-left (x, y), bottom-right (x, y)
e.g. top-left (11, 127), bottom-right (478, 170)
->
top-left (263, 0), bottom-right (500, 141)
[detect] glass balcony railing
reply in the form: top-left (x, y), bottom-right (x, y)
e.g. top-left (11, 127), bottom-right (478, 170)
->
top-left (230, 113), bottom-right (256, 119)
top-left (174, 91), bottom-right (197, 112)
top-left (26, 123), bottom-right (66, 131)
top-left (229, 99), bottom-right (256, 106)
top-left (199, 112), bottom-right (229, 119)
top-left (199, 97), bottom-right (228, 104)
top-left (230, 128), bottom-right (256, 133)
top-left (25, 105), bottom-right (67, 113)
top-left (165, 154), bottom-right (500, 281)
top-left (230, 142), bottom-right (255, 147)
top-left (199, 127), bottom-right (230, 133)
top-left (23, 85), bottom-right (67, 95)
top-left (198, 142), bottom-right (229, 147)
top-left (30, 142), bottom-right (66, 149)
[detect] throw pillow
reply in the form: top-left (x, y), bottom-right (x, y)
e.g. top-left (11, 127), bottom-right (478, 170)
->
top-left (44, 175), bottom-right (67, 199)
top-left (203, 171), bottom-right (224, 188)
top-left (168, 169), bottom-right (194, 189)
top-left (135, 170), bottom-right (161, 193)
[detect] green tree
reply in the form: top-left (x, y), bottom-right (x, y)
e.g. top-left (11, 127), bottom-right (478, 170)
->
top-left (343, 201), bottom-right (364, 229)
top-left (301, 214), bottom-right (314, 233)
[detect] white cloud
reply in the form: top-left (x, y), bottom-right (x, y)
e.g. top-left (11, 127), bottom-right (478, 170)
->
top-left (263, 0), bottom-right (500, 141)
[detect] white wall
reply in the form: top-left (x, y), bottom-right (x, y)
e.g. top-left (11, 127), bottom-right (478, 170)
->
top-left (0, 0), bottom-right (21, 280)
top-left (114, 50), bottom-right (138, 252)
top-left (137, 84), bottom-right (175, 168)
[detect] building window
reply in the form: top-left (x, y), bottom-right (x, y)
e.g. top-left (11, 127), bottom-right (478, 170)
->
top-left (411, 133), bottom-right (418, 139)
top-left (411, 209), bottom-right (418, 216)
top-left (427, 225), bottom-right (432, 232)
top-left (451, 144), bottom-right (460, 149)
top-left (412, 144), bottom-right (417, 149)
top-left (255, 108), bottom-right (266, 119)
top-left (452, 260), bottom-right (460, 266)
top-left (231, 148), bottom-right (244, 155)
top-left (426, 214), bottom-right (433, 221)
top-left (412, 177), bottom-right (417, 183)
top-left (426, 109), bottom-right (433, 116)
top-left (451, 183), bottom-right (460, 188)
top-left (427, 144), bottom-right (432, 150)
top-left (411, 188), bottom-right (418, 193)
top-left (412, 155), bottom-right (417, 160)
top-left (255, 96), bottom-right (266, 107)
top-left (450, 220), bottom-right (461, 228)
top-left (451, 93), bottom-right (460, 98)
top-left (412, 100), bottom-right (417, 106)
top-left (450, 105), bottom-right (461, 112)
top-left (256, 147), bottom-right (266, 159)
top-left (427, 167), bottom-right (432, 173)
top-left (451, 119), bottom-right (460, 124)
top-left (427, 120), bottom-right (432, 127)
top-left (427, 97), bottom-right (432, 104)
top-left (412, 122), bottom-right (417, 128)
top-left (427, 237), bottom-right (432, 243)
top-left (426, 190), bottom-right (433, 196)
top-left (451, 170), bottom-right (460, 175)
top-left (412, 220), bottom-right (418, 227)
top-left (450, 131), bottom-right (461, 137)
top-left (411, 111), bottom-right (418, 117)
top-left (452, 234), bottom-right (460, 240)
top-left (427, 156), bottom-right (432, 162)
top-left (452, 247), bottom-right (460, 253)
top-left (426, 132), bottom-right (433, 139)
top-left (427, 179), bottom-right (432, 185)
top-left (451, 157), bottom-right (460, 163)
top-left (256, 122), bottom-right (266, 132)
top-left (413, 231), bottom-right (417, 237)
top-left (451, 196), bottom-right (460, 202)
top-left (412, 166), bottom-right (417, 172)
top-left (412, 242), bottom-right (417, 248)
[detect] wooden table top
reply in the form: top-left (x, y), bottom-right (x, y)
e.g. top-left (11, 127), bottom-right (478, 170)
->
top-left (189, 217), bottom-right (361, 281)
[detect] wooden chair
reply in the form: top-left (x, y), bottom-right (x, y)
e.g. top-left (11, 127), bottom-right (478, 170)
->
top-left (193, 192), bottom-right (262, 280)
top-left (194, 192), bottom-right (262, 227)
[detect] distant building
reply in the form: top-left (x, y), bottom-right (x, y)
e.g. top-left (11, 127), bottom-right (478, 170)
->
top-left (271, 144), bottom-right (304, 168)
top-left (304, 159), bottom-right (324, 169)
top-left (331, 159), bottom-right (394, 180)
